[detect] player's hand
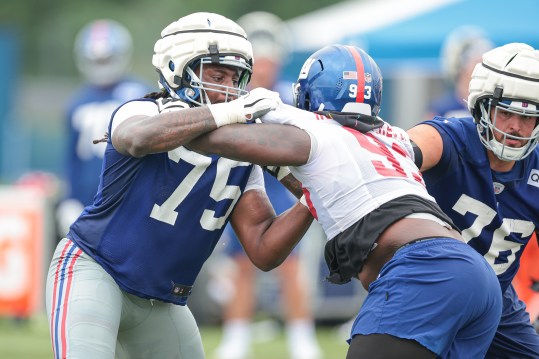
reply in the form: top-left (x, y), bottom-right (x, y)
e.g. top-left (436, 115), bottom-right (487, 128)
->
top-left (208, 88), bottom-right (282, 127)
top-left (241, 88), bottom-right (282, 122)
top-left (260, 103), bottom-right (312, 125)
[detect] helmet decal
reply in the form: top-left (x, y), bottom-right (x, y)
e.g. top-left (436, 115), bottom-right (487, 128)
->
top-left (347, 45), bottom-right (365, 105)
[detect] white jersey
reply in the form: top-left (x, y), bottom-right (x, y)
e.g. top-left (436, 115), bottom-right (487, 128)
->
top-left (262, 105), bottom-right (434, 240)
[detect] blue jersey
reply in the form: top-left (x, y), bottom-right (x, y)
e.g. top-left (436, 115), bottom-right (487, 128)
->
top-left (67, 98), bottom-right (257, 305)
top-left (221, 171), bottom-right (295, 255)
top-left (65, 78), bottom-right (150, 205)
top-left (421, 116), bottom-right (539, 292)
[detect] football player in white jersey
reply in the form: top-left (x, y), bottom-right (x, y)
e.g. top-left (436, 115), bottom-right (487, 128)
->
top-left (409, 43), bottom-right (539, 358)
top-left (45, 13), bottom-right (313, 359)
top-left (188, 44), bottom-right (503, 358)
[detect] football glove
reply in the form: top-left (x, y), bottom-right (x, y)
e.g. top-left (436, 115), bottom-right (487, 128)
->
top-left (208, 88), bottom-right (282, 127)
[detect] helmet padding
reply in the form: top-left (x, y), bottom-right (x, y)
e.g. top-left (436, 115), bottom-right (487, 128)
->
top-left (468, 43), bottom-right (539, 161)
top-left (152, 12), bottom-right (253, 105)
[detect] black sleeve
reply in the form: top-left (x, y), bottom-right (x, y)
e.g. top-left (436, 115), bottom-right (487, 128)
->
top-left (411, 140), bottom-right (423, 169)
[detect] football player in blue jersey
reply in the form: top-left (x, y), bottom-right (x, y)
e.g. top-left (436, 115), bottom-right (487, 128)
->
top-left (408, 42), bottom-right (539, 358)
top-left (56, 19), bottom-right (151, 236)
top-left (45, 12), bottom-right (313, 359)
top-left (189, 44), bottom-right (502, 359)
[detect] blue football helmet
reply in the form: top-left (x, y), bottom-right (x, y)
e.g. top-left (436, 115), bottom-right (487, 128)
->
top-left (293, 44), bottom-right (382, 116)
top-left (74, 19), bottom-right (133, 87)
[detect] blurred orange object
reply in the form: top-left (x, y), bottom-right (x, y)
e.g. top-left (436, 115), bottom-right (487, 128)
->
top-left (0, 186), bottom-right (47, 318)
top-left (513, 233), bottom-right (539, 323)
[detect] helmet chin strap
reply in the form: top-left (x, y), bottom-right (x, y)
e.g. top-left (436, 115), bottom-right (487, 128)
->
top-left (177, 87), bottom-right (202, 104)
top-left (158, 73), bottom-right (181, 100)
top-left (188, 67), bottom-right (212, 105)
top-left (165, 67), bottom-right (208, 106)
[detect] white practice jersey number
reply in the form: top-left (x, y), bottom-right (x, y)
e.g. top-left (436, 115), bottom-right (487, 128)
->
top-left (150, 147), bottom-right (249, 231)
top-left (453, 194), bottom-right (535, 275)
top-left (72, 101), bottom-right (120, 160)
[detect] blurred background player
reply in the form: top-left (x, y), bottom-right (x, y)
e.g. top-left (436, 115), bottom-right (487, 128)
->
top-left (55, 19), bottom-right (150, 236)
top-left (212, 11), bottom-right (322, 359)
top-left (426, 25), bottom-right (493, 119)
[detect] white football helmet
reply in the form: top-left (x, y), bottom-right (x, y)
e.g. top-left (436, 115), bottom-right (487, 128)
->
top-left (468, 43), bottom-right (539, 161)
top-left (236, 11), bottom-right (291, 63)
top-left (74, 19), bottom-right (133, 87)
top-left (441, 25), bottom-right (493, 85)
top-left (152, 12), bottom-right (253, 106)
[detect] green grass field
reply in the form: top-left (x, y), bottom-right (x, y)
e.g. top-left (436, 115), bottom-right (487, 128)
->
top-left (0, 314), bottom-right (349, 358)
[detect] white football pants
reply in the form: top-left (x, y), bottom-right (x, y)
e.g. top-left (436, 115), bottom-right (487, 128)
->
top-left (46, 238), bottom-right (205, 359)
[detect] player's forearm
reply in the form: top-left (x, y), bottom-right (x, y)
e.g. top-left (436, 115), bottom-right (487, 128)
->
top-left (190, 123), bottom-right (310, 165)
top-left (114, 89), bottom-right (282, 157)
top-left (113, 108), bottom-right (218, 157)
top-left (250, 204), bottom-right (313, 271)
top-left (279, 173), bottom-right (304, 199)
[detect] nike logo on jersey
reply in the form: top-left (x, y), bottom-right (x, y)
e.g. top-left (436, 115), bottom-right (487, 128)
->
top-left (528, 169), bottom-right (539, 188)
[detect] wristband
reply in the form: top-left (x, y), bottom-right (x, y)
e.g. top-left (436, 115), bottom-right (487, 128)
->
top-left (299, 195), bottom-right (308, 208)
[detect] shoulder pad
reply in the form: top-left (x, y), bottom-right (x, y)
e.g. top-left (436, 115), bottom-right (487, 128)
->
top-left (156, 97), bottom-right (190, 113)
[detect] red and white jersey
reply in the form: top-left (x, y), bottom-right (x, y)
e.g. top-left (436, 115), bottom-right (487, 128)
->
top-left (262, 105), bottom-right (434, 240)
